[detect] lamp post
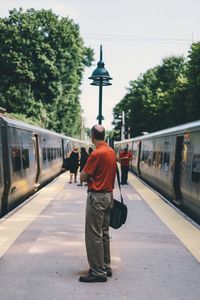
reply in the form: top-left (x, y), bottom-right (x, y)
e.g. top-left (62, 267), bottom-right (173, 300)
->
top-left (89, 45), bottom-right (112, 125)
top-left (121, 111), bottom-right (126, 140)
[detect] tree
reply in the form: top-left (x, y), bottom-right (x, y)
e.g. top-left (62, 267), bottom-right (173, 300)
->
top-left (186, 42), bottom-right (200, 121)
top-left (0, 8), bottom-right (94, 135)
top-left (155, 56), bottom-right (188, 128)
top-left (113, 55), bottom-right (188, 137)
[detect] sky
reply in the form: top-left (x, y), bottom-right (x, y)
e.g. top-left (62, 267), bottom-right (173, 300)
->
top-left (0, 0), bottom-right (200, 130)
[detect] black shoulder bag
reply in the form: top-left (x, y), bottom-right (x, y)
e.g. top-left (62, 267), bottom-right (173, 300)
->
top-left (109, 166), bottom-right (128, 229)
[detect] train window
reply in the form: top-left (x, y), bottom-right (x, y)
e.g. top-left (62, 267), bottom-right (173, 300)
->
top-left (54, 148), bottom-right (56, 159)
top-left (0, 165), bottom-right (2, 183)
top-left (141, 151), bottom-right (144, 162)
top-left (43, 148), bottom-right (47, 162)
top-left (182, 143), bottom-right (188, 164)
top-left (133, 150), bottom-right (137, 161)
top-left (152, 152), bottom-right (156, 166)
top-left (163, 152), bottom-right (170, 172)
top-left (147, 151), bottom-right (153, 166)
top-left (158, 152), bottom-right (163, 168)
top-left (191, 155), bottom-right (200, 183)
top-left (12, 148), bottom-right (22, 172)
top-left (47, 148), bottom-right (51, 161)
top-left (56, 148), bottom-right (58, 158)
top-left (51, 148), bottom-right (54, 161)
top-left (154, 151), bottom-right (163, 168)
top-left (22, 149), bottom-right (30, 169)
top-left (142, 150), bottom-right (147, 163)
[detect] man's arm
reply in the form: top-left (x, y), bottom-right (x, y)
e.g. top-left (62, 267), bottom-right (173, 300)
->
top-left (80, 170), bottom-right (91, 182)
top-left (128, 153), bottom-right (133, 160)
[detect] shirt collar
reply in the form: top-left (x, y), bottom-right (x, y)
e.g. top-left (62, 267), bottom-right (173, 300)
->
top-left (96, 141), bottom-right (107, 149)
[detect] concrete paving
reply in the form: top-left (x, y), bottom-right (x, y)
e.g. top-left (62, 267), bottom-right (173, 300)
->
top-left (0, 172), bottom-right (200, 300)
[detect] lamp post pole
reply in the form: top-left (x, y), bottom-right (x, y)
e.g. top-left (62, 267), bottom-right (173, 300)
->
top-left (89, 45), bottom-right (112, 125)
top-left (98, 45), bottom-right (103, 125)
top-left (121, 111), bottom-right (126, 140)
top-left (98, 78), bottom-right (103, 125)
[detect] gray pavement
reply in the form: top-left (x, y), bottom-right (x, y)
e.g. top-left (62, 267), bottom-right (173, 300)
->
top-left (0, 172), bottom-right (200, 300)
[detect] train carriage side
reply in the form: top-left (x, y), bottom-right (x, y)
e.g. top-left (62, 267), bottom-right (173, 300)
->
top-left (0, 116), bottom-right (65, 215)
top-left (0, 127), bottom-right (4, 216)
top-left (0, 117), bottom-right (38, 214)
top-left (0, 115), bottom-right (95, 217)
top-left (114, 120), bottom-right (200, 220)
top-left (139, 134), bottom-right (176, 199)
top-left (179, 128), bottom-right (200, 218)
top-left (39, 132), bottom-right (63, 185)
top-left (133, 121), bottom-right (200, 218)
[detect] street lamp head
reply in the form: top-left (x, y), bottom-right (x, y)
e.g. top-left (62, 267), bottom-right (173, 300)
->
top-left (89, 60), bottom-right (112, 81)
top-left (89, 45), bottom-right (112, 86)
top-left (89, 61), bottom-right (112, 86)
top-left (90, 78), bottom-right (112, 86)
top-left (88, 45), bottom-right (112, 125)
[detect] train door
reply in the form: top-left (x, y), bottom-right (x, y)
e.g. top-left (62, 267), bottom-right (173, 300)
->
top-left (63, 139), bottom-right (71, 159)
top-left (33, 134), bottom-right (41, 187)
top-left (173, 135), bottom-right (184, 204)
top-left (62, 139), bottom-right (65, 161)
top-left (0, 128), bottom-right (5, 216)
top-left (62, 139), bottom-right (70, 169)
top-left (137, 141), bottom-right (142, 175)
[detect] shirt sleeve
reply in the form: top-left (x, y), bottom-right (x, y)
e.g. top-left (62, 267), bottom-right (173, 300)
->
top-left (83, 153), bottom-right (99, 177)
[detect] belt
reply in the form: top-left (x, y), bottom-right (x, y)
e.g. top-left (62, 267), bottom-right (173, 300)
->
top-left (87, 189), bottom-right (111, 193)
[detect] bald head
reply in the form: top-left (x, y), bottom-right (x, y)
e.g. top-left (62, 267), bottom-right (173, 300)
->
top-left (91, 124), bottom-right (105, 141)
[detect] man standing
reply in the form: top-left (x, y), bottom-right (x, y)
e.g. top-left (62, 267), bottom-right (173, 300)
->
top-left (79, 125), bottom-right (116, 283)
top-left (119, 147), bottom-right (132, 185)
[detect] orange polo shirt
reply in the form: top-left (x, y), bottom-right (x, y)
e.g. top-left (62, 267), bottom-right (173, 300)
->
top-left (83, 142), bottom-right (116, 192)
top-left (119, 151), bottom-right (132, 167)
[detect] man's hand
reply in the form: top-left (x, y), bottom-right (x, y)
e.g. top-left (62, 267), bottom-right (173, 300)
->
top-left (80, 171), bottom-right (93, 183)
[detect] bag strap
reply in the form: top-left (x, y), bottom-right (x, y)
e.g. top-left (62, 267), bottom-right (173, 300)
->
top-left (116, 165), bottom-right (124, 204)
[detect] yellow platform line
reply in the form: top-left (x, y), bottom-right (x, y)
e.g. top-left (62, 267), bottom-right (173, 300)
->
top-left (0, 176), bottom-right (67, 258)
top-left (129, 172), bottom-right (200, 263)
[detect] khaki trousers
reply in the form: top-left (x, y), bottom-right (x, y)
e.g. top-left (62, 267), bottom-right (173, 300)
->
top-left (85, 191), bottom-right (113, 277)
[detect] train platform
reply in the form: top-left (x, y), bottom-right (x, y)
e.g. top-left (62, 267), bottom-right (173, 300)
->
top-left (0, 171), bottom-right (200, 300)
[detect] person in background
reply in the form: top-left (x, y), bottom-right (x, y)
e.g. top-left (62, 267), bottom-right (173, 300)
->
top-left (69, 147), bottom-right (79, 184)
top-left (118, 147), bottom-right (132, 185)
top-left (79, 124), bottom-right (116, 283)
top-left (88, 147), bottom-right (93, 155)
top-left (77, 147), bottom-right (89, 186)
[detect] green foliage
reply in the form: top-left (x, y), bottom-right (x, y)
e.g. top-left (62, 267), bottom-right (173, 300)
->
top-left (113, 54), bottom-right (192, 138)
top-left (0, 8), bottom-right (94, 135)
top-left (186, 42), bottom-right (200, 120)
top-left (7, 112), bottom-right (40, 126)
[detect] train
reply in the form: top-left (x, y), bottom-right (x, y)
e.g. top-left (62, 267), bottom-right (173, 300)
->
top-left (115, 120), bottom-right (200, 221)
top-left (0, 114), bottom-right (92, 218)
